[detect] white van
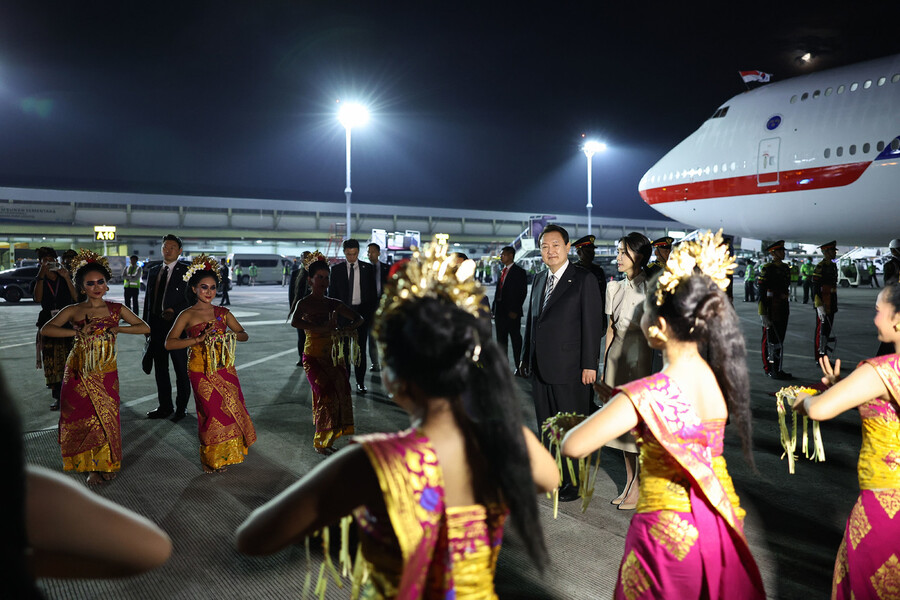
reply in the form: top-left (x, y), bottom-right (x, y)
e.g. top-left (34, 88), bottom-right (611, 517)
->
top-left (227, 253), bottom-right (289, 285)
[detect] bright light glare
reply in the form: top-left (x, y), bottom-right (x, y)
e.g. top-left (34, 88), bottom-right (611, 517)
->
top-left (338, 103), bottom-right (369, 129)
top-left (800, 52), bottom-right (812, 62)
top-left (582, 140), bottom-right (607, 156)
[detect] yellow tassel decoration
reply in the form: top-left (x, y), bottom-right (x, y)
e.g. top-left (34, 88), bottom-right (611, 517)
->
top-left (775, 386), bottom-right (825, 474)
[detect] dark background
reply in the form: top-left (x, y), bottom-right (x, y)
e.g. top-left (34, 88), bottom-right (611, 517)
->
top-left (0, 1), bottom-right (896, 218)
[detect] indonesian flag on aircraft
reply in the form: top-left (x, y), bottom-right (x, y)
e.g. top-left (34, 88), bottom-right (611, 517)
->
top-left (739, 70), bottom-right (772, 83)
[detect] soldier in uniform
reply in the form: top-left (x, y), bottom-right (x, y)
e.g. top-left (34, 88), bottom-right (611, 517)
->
top-left (758, 240), bottom-right (792, 379)
top-left (812, 240), bottom-right (839, 360)
top-left (884, 238), bottom-right (900, 287)
top-left (645, 236), bottom-right (674, 278)
top-left (573, 234), bottom-right (608, 318)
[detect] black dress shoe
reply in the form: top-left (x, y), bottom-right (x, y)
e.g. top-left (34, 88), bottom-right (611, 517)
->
top-left (147, 408), bottom-right (173, 419)
top-left (356, 384), bottom-right (368, 394)
top-left (767, 371), bottom-right (791, 380)
top-left (777, 371), bottom-right (793, 379)
top-left (369, 364), bottom-right (381, 372)
top-left (50, 401), bottom-right (60, 411)
top-left (557, 483), bottom-right (580, 503)
top-left (171, 411), bottom-right (187, 422)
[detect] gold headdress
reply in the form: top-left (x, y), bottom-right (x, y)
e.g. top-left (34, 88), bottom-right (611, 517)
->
top-left (655, 230), bottom-right (735, 305)
top-left (183, 254), bottom-right (222, 283)
top-left (71, 249), bottom-right (112, 280)
top-left (377, 234), bottom-right (485, 321)
top-left (303, 251), bottom-right (327, 270)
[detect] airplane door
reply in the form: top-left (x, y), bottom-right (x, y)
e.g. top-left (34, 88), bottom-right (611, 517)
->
top-left (758, 138), bottom-right (780, 185)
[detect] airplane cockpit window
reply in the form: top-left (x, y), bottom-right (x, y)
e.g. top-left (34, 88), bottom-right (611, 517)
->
top-left (711, 107), bottom-right (729, 118)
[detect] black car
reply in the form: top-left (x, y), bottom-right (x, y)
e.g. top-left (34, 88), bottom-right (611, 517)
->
top-left (0, 265), bottom-right (40, 302)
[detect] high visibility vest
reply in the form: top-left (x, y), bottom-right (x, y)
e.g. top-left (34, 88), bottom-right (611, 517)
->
top-left (249, 265), bottom-right (259, 276)
top-left (123, 265), bottom-right (142, 288)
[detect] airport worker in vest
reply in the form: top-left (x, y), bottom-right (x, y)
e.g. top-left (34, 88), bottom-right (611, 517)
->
top-left (758, 240), bottom-right (792, 379)
top-left (234, 263), bottom-right (243, 286)
top-left (248, 263), bottom-right (258, 286)
top-left (122, 255), bottom-right (142, 315)
top-left (789, 260), bottom-right (800, 301)
top-left (800, 257), bottom-right (815, 304)
top-left (743, 260), bottom-right (757, 302)
top-left (812, 240), bottom-right (839, 360)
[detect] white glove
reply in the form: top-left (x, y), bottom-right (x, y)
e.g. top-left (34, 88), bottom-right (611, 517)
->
top-left (760, 315), bottom-right (773, 328)
top-left (816, 306), bottom-right (826, 319)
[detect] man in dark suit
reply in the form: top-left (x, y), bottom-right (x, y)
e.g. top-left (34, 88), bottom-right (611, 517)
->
top-left (366, 243), bottom-right (389, 372)
top-left (492, 246), bottom-right (527, 367)
top-left (328, 239), bottom-right (377, 393)
top-left (519, 224), bottom-right (603, 501)
top-left (289, 252), bottom-right (311, 367)
top-left (143, 234), bottom-right (192, 421)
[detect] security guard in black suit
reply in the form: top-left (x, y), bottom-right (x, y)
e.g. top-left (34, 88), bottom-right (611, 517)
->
top-left (572, 234), bottom-right (607, 333)
top-left (758, 240), bottom-right (792, 379)
top-left (812, 240), bottom-right (839, 360)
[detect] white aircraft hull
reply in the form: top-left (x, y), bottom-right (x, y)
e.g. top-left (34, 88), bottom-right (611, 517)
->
top-left (639, 54), bottom-right (900, 246)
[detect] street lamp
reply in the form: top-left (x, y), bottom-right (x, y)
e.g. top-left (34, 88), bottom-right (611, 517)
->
top-left (582, 140), bottom-right (607, 235)
top-left (338, 102), bottom-right (369, 240)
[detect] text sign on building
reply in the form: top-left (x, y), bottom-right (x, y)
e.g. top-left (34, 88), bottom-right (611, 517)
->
top-left (94, 225), bottom-right (117, 241)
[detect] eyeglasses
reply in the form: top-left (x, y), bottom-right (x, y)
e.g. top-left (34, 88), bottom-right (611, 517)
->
top-left (84, 279), bottom-right (106, 287)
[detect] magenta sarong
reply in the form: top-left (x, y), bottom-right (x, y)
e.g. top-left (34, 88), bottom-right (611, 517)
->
top-left (187, 306), bottom-right (256, 470)
top-left (613, 373), bottom-right (765, 599)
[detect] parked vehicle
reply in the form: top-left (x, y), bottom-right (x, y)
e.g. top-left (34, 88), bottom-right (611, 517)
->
top-left (0, 264), bottom-right (39, 302)
top-left (838, 257), bottom-right (874, 288)
top-left (227, 253), bottom-right (288, 285)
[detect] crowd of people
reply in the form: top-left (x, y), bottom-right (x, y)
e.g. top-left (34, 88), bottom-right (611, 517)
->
top-left (16, 228), bottom-right (900, 598)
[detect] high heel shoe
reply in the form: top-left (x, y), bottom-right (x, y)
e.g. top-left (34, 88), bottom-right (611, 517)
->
top-left (612, 477), bottom-right (636, 507)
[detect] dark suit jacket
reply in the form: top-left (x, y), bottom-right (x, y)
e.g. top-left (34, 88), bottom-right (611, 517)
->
top-left (492, 263), bottom-right (527, 318)
top-left (371, 260), bottom-right (389, 299)
top-left (143, 261), bottom-right (190, 334)
top-left (288, 267), bottom-right (308, 311)
top-left (329, 260), bottom-right (377, 317)
top-left (521, 262), bottom-right (603, 384)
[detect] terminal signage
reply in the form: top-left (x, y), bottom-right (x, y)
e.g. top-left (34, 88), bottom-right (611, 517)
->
top-left (94, 225), bottom-right (117, 241)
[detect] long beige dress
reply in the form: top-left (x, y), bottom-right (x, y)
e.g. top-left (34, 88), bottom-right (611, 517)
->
top-left (603, 271), bottom-right (654, 452)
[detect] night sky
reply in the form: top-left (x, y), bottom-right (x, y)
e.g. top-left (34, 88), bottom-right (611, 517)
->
top-left (0, 2), bottom-right (897, 220)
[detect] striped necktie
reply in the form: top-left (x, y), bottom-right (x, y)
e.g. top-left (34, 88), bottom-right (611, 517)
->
top-left (541, 272), bottom-right (555, 312)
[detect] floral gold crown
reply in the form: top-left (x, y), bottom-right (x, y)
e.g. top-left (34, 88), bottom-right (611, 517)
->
top-left (655, 230), bottom-right (735, 305)
top-left (303, 251), bottom-right (327, 269)
top-left (71, 249), bottom-right (111, 280)
top-left (376, 234), bottom-right (485, 322)
top-left (183, 254), bottom-right (222, 283)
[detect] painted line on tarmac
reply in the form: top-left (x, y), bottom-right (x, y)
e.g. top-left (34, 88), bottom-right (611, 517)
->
top-left (0, 341), bottom-right (34, 350)
top-left (240, 319), bottom-right (291, 326)
top-left (120, 347), bottom-right (296, 408)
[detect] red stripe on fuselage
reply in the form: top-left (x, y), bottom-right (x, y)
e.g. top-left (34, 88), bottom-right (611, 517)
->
top-left (640, 161), bottom-right (870, 205)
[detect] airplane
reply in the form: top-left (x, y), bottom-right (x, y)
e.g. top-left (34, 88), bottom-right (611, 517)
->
top-left (638, 53), bottom-right (900, 246)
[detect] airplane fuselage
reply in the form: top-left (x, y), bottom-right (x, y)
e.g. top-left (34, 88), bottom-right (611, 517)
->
top-left (639, 54), bottom-right (900, 246)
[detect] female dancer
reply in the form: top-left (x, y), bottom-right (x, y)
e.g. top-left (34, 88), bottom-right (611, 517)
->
top-left (237, 238), bottom-right (559, 599)
top-left (33, 247), bottom-right (77, 411)
top-left (794, 283), bottom-right (900, 599)
top-left (291, 253), bottom-right (363, 455)
top-left (165, 255), bottom-right (256, 472)
top-left (602, 232), bottom-right (654, 510)
top-left (563, 232), bottom-right (765, 599)
top-left (41, 251), bottom-right (149, 485)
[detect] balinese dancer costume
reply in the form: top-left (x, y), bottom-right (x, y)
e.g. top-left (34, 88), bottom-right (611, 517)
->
top-left (613, 374), bottom-right (764, 599)
top-left (353, 429), bottom-right (506, 599)
top-left (58, 300), bottom-right (123, 474)
top-left (812, 240), bottom-right (839, 360)
top-left (187, 305), bottom-right (257, 470)
top-left (609, 231), bottom-right (765, 599)
top-left (302, 299), bottom-right (357, 450)
top-left (831, 353), bottom-right (900, 600)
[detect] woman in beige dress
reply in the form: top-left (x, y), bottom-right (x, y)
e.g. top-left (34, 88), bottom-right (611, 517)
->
top-left (600, 232), bottom-right (653, 509)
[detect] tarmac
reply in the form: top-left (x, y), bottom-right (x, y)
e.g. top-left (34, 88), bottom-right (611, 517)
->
top-left (1, 279), bottom-right (886, 599)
